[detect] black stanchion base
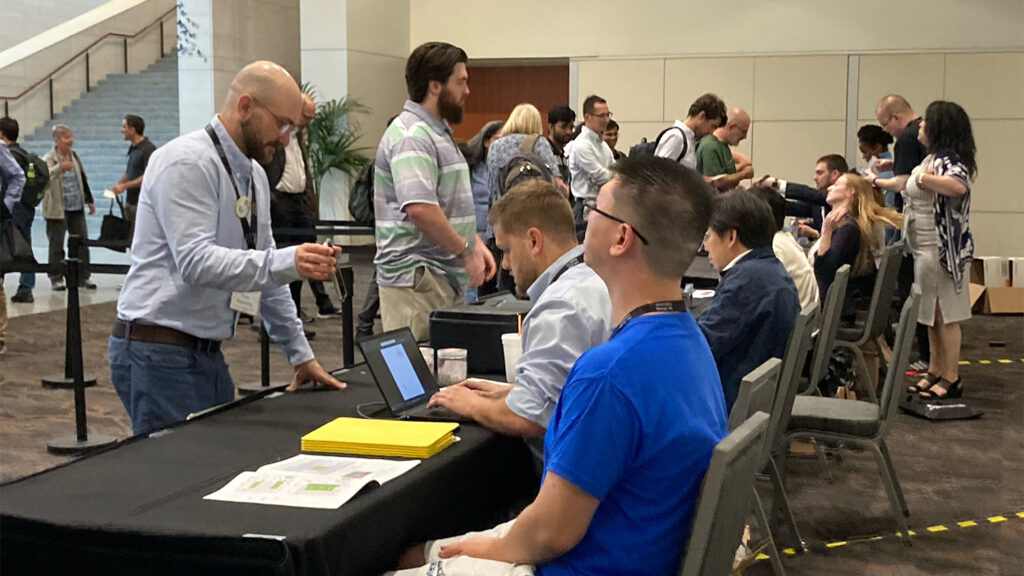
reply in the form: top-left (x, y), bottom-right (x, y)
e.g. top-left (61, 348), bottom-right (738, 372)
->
top-left (237, 381), bottom-right (288, 396)
top-left (46, 433), bottom-right (118, 455)
top-left (41, 374), bottom-right (97, 390)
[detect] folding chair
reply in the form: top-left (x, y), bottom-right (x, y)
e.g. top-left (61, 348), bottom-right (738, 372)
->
top-left (799, 264), bottom-right (851, 396)
top-left (785, 286), bottom-right (922, 545)
top-left (730, 359), bottom-right (785, 576)
top-left (678, 412), bottom-right (770, 576)
top-left (834, 241), bottom-right (904, 403)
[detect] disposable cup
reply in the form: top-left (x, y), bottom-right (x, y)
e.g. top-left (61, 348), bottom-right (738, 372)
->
top-left (501, 333), bottom-right (523, 384)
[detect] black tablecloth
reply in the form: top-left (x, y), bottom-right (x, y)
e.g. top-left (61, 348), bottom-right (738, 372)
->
top-left (683, 256), bottom-right (718, 289)
top-left (0, 366), bottom-right (538, 576)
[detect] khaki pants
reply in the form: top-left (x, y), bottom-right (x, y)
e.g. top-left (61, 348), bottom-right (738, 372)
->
top-left (379, 266), bottom-right (461, 341)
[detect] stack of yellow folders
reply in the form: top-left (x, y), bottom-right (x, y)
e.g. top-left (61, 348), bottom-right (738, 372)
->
top-left (301, 417), bottom-right (459, 459)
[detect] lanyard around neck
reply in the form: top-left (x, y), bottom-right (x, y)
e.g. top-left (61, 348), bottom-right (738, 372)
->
top-left (205, 125), bottom-right (257, 250)
top-left (551, 254), bottom-right (584, 284)
top-left (611, 300), bottom-right (688, 337)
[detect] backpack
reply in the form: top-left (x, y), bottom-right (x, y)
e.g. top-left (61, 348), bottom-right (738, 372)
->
top-left (8, 144), bottom-right (50, 209)
top-left (348, 162), bottom-right (375, 226)
top-left (496, 134), bottom-right (554, 197)
top-left (628, 125), bottom-right (687, 162)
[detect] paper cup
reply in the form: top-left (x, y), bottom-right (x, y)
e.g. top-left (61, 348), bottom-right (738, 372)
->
top-left (501, 333), bottom-right (522, 384)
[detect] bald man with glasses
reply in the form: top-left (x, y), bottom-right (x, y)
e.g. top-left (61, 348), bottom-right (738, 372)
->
top-left (110, 61), bottom-right (345, 435)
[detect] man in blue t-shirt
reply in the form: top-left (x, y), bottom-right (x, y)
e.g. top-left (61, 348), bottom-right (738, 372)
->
top-left (389, 156), bottom-right (727, 576)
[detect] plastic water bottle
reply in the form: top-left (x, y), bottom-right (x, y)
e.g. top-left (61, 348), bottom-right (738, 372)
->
top-left (27, 162), bottom-right (35, 179)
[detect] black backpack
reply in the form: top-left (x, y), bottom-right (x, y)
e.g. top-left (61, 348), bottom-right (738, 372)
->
top-left (496, 135), bottom-right (554, 198)
top-left (8, 144), bottom-right (49, 209)
top-left (628, 125), bottom-right (687, 162)
top-left (348, 162), bottom-right (375, 226)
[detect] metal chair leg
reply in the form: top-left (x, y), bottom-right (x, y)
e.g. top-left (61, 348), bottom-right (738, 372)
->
top-left (878, 439), bottom-right (909, 517)
top-left (837, 340), bottom-right (878, 404)
top-left (868, 443), bottom-right (912, 546)
top-left (751, 489), bottom-right (787, 576)
top-left (813, 439), bottom-right (835, 484)
top-left (768, 455), bottom-right (805, 552)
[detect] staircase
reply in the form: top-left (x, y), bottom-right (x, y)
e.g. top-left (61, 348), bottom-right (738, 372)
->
top-left (19, 53), bottom-right (179, 263)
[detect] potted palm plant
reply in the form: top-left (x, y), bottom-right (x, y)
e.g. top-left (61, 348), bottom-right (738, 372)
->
top-left (302, 83), bottom-right (371, 202)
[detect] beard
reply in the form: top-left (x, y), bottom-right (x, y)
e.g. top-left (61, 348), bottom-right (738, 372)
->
top-left (240, 117), bottom-right (276, 163)
top-left (438, 87), bottom-right (464, 125)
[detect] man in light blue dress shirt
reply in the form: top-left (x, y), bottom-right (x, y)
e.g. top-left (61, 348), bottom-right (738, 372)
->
top-left (429, 179), bottom-right (611, 465)
top-left (109, 61), bottom-right (344, 435)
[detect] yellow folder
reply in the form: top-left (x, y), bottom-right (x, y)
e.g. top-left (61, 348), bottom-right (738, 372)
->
top-left (301, 417), bottom-right (459, 458)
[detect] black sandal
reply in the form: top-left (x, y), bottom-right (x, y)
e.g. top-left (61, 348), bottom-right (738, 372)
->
top-left (919, 378), bottom-right (962, 400)
top-left (908, 372), bottom-right (940, 393)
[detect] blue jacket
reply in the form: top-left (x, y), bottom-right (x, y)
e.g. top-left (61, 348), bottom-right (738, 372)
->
top-left (698, 246), bottom-right (800, 412)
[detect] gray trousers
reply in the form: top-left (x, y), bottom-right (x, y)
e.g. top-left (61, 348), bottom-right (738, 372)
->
top-left (45, 211), bottom-right (91, 280)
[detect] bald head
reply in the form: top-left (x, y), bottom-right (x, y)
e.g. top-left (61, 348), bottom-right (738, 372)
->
top-left (299, 93), bottom-right (316, 129)
top-left (875, 94), bottom-right (916, 137)
top-left (715, 107), bottom-right (751, 146)
top-left (223, 61), bottom-right (302, 126)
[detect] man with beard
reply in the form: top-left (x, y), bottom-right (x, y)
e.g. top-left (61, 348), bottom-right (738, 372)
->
top-left (374, 42), bottom-right (496, 340)
top-left (546, 105), bottom-right (575, 184)
top-left (696, 107), bottom-right (753, 191)
top-left (110, 61), bottom-right (345, 435)
top-left (428, 179), bottom-right (611, 467)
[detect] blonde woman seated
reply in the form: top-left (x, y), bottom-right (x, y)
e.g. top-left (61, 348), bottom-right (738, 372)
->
top-left (812, 172), bottom-right (901, 321)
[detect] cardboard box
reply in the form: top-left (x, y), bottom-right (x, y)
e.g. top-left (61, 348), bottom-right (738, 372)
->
top-left (982, 286), bottom-right (1024, 315)
top-left (1010, 257), bottom-right (1024, 287)
top-left (972, 257), bottom-right (1011, 288)
top-left (969, 283), bottom-right (986, 312)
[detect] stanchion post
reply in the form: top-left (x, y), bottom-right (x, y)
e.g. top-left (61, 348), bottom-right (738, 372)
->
top-left (41, 236), bottom-right (96, 390)
top-left (261, 324), bottom-right (271, 387)
top-left (341, 266), bottom-right (354, 367)
top-left (47, 235), bottom-right (116, 455)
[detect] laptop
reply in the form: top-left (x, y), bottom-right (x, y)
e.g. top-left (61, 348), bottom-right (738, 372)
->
top-left (357, 327), bottom-right (468, 422)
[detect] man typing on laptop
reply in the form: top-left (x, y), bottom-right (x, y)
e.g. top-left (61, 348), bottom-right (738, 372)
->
top-left (427, 179), bottom-right (611, 465)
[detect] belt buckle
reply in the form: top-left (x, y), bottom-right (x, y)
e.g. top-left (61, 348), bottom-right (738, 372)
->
top-left (196, 339), bottom-right (213, 353)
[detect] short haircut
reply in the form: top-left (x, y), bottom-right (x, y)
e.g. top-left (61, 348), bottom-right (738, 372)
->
top-left (876, 94), bottom-right (912, 117)
top-left (488, 178), bottom-right (576, 245)
top-left (124, 114), bottom-right (145, 135)
top-left (857, 124), bottom-right (893, 148)
top-left (606, 119), bottom-right (619, 131)
top-left (816, 154), bottom-right (849, 174)
top-left (708, 189), bottom-right (776, 250)
top-left (405, 42), bottom-right (468, 103)
top-left (547, 105), bottom-right (575, 125)
top-left (51, 124), bottom-right (72, 140)
top-left (582, 95), bottom-right (606, 116)
top-left (497, 103), bottom-right (543, 137)
top-left (0, 117), bottom-right (19, 142)
top-left (747, 186), bottom-right (786, 231)
top-left (608, 156), bottom-right (713, 278)
top-left (688, 93), bottom-right (727, 125)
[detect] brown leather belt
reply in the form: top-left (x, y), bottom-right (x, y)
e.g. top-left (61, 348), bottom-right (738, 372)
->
top-left (112, 320), bottom-right (222, 353)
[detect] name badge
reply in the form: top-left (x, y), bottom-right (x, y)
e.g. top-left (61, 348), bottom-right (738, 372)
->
top-left (230, 291), bottom-right (261, 317)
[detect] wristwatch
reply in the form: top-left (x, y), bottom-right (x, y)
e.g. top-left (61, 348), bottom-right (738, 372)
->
top-left (456, 239), bottom-right (473, 262)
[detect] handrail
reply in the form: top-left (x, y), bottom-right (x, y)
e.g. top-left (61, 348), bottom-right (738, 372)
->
top-left (0, 6), bottom-right (176, 101)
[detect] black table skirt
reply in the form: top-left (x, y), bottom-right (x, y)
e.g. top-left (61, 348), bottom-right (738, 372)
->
top-left (0, 365), bottom-right (538, 576)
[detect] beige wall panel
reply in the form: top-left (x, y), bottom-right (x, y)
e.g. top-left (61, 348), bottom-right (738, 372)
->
top-left (126, 26), bottom-right (162, 75)
top-left (212, 0), bottom-right (301, 95)
top-left (664, 57), bottom-right (754, 121)
top-left (754, 56), bottom-right (846, 121)
top-left (857, 54), bottom-right (945, 122)
top-left (614, 122), bottom-right (675, 152)
top-left (409, 0), bottom-right (1024, 60)
top-left (577, 60), bottom-right (663, 123)
top-left (347, 0), bottom-right (410, 58)
top-left (752, 121), bottom-right (846, 184)
top-left (8, 88), bottom-right (51, 145)
top-left (970, 212), bottom-right (1024, 257)
top-left (971, 120), bottom-right (1024, 213)
top-left (945, 53), bottom-right (1024, 120)
top-left (347, 52), bottom-right (408, 151)
top-left (51, 59), bottom-right (87, 119)
top-left (90, 40), bottom-right (124, 88)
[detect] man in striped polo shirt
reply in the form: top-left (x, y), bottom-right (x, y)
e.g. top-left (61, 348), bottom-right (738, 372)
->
top-left (374, 42), bottom-right (496, 340)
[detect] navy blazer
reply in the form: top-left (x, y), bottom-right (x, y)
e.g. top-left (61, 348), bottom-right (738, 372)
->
top-left (697, 246), bottom-right (801, 412)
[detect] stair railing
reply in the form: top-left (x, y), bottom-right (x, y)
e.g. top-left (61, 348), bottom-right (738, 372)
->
top-left (1, 6), bottom-right (176, 120)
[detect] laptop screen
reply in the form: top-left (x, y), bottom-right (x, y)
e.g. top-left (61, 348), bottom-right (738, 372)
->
top-left (358, 327), bottom-right (439, 414)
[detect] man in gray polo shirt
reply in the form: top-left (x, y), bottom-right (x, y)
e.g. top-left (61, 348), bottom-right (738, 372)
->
top-left (374, 42), bottom-right (495, 340)
top-left (429, 179), bottom-right (611, 466)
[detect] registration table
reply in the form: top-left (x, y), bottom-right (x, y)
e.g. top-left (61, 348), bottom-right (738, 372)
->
top-left (0, 365), bottom-right (538, 576)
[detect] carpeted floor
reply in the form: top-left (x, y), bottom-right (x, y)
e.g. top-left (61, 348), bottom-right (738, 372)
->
top-left (1, 253), bottom-right (1022, 574)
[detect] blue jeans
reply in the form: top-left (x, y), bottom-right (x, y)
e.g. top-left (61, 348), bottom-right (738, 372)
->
top-left (10, 203), bottom-right (35, 293)
top-left (108, 335), bottom-right (235, 435)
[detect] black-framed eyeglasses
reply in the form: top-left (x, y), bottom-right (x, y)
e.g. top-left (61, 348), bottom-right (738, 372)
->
top-left (253, 99), bottom-right (295, 136)
top-left (584, 198), bottom-right (649, 245)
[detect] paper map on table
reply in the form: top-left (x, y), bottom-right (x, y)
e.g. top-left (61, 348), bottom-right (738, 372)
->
top-left (204, 454), bottom-right (420, 509)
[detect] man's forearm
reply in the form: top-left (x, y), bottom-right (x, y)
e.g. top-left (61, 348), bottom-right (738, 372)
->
top-left (716, 170), bottom-right (749, 190)
top-left (404, 203), bottom-right (466, 256)
top-left (473, 398), bottom-right (544, 438)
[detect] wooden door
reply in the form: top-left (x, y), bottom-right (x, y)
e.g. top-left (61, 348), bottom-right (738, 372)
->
top-left (454, 64), bottom-right (570, 141)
